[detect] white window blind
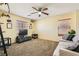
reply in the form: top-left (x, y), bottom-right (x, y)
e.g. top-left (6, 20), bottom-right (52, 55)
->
top-left (16, 20), bottom-right (28, 30)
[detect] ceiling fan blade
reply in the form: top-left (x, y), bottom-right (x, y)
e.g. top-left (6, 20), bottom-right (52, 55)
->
top-left (42, 12), bottom-right (49, 15)
top-left (28, 12), bottom-right (38, 16)
top-left (43, 8), bottom-right (48, 11)
top-left (30, 12), bottom-right (38, 14)
top-left (32, 7), bottom-right (38, 11)
top-left (27, 15), bottom-right (31, 16)
top-left (39, 8), bottom-right (42, 11)
top-left (0, 3), bottom-right (4, 5)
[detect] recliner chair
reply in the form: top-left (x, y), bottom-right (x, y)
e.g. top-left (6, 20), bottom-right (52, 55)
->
top-left (16, 29), bottom-right (31, 43)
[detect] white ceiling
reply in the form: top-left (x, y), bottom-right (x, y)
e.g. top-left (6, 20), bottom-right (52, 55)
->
top-left (0, 3), bottom-right (79, 20)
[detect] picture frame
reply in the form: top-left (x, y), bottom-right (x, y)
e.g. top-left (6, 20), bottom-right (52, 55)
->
top-left (58, 18), bottom-right (71, 36)
top-left (29, 24), bottom-right (32, 29)
top-left (7, 23), bottom-right (12, 29)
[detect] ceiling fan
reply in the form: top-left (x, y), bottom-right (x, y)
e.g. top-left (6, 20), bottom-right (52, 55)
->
top-left (28, 7), bottom-right (49, 17)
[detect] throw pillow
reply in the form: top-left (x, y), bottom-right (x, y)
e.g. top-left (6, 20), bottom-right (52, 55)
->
top-left (66, 35), bottom-right (75, 41)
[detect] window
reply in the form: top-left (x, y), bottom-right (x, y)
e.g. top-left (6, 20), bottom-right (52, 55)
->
top-left (16, 20), bottom-right (28, 31)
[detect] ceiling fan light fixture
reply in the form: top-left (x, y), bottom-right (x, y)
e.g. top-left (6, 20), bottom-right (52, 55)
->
top-left (38, 12), bottom-right (41, 15)
top-left (31, 7), bottom-right (49, 17)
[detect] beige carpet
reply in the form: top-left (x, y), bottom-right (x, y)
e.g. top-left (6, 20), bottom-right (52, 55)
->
top-left (7, 39), bottom-right (58, 56)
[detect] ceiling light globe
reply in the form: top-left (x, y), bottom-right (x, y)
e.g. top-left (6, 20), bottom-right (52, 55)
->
top-left (38, 12), bottom-right (41, 14)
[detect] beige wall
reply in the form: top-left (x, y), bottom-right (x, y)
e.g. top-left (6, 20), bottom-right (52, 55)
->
top-left (0, 10), bottom-right (34, 43)
top-left (76, 10), bottom-right (79, 34)
top-left (35, 16), bottom-right (58, 42)
top-left (0, 9), bottom-right (78, 43)
top-left (35, 11), bottom-right (76, 42)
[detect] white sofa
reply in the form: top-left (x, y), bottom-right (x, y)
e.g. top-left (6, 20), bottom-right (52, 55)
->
top-left (53, 34), bottom-right (79, 56)
top-left (60, 48), bottom-right (79, 56)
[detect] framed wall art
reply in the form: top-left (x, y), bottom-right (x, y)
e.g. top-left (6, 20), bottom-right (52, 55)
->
top-left (7, 23), bottom-right (12, 29)
top-left (58, 18), bottom-right (71, 36)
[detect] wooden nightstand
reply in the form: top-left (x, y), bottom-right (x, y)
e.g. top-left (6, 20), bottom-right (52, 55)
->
top-left (32, 34), bottom-right (38, 39)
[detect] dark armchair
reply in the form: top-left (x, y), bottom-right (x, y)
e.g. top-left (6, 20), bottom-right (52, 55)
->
top-left (16, 29), bottom-right (31, 43)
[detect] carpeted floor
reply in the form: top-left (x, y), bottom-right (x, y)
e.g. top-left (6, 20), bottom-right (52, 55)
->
top-left (7, 39), bottom-right (58, 56)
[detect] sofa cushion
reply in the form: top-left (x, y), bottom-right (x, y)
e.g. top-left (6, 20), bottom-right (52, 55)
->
top-left (73, 35), bottom-right (79, 43)
top-left (62, 34), bottom-right (69, 40)
top-left (62, 34), bottom-right (75, 41)
top-left (66, 35), bottom-right (75, 41)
